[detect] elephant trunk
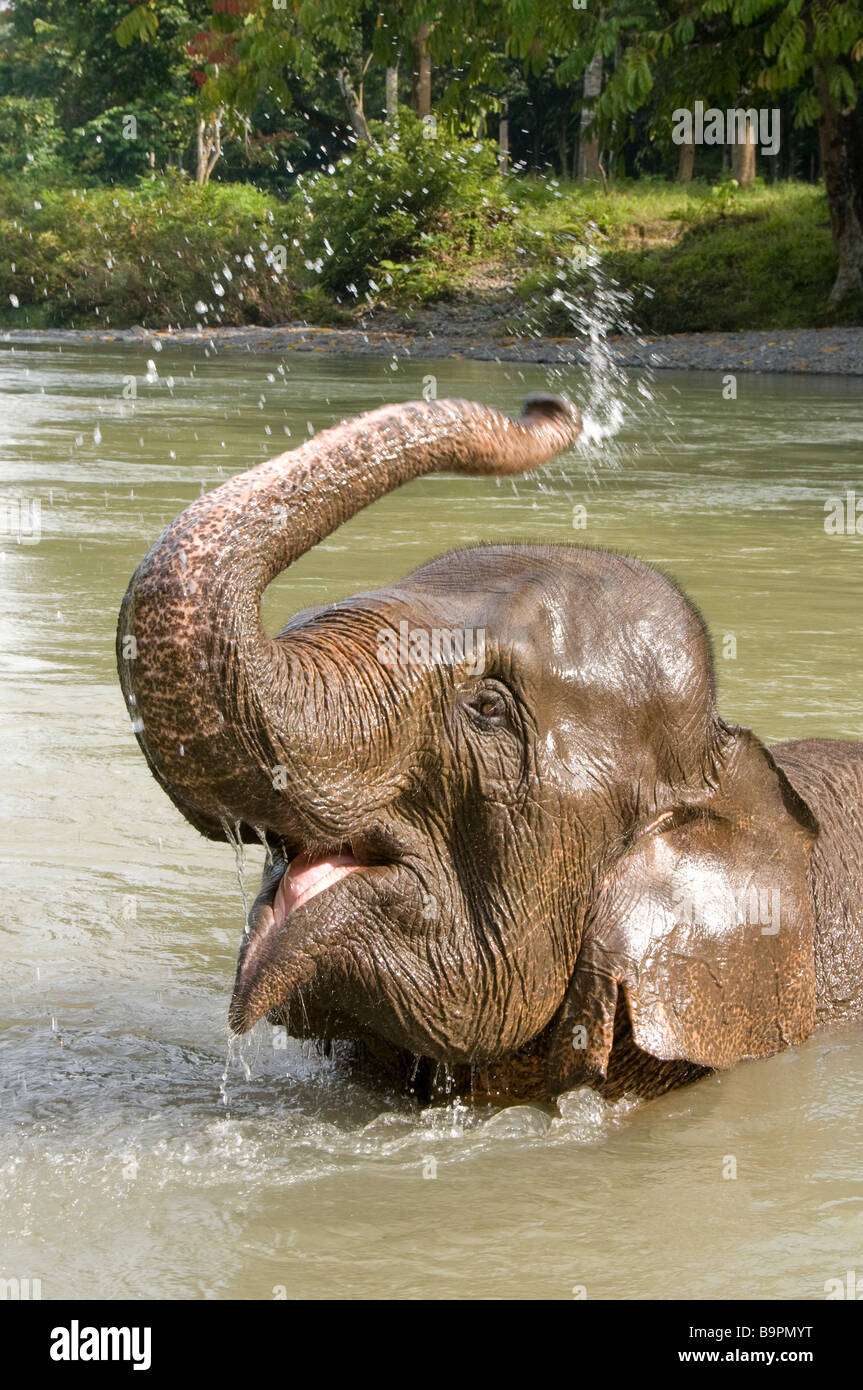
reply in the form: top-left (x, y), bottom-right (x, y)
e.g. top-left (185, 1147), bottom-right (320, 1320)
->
top-left (117, 394), bottom-right (581, 841)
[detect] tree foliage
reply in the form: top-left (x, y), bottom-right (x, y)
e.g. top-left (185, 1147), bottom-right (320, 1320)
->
top-left (0, 0), bottom-right (860, 301)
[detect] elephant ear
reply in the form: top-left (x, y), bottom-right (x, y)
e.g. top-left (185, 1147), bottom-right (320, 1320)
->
top-left (547, 727), bottom-right (819, 1095)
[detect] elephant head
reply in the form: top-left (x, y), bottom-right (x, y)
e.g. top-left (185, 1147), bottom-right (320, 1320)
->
top-left (118, 394), bottom-right (819, 1100)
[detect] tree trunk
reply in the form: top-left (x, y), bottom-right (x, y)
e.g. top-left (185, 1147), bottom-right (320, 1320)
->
top-left (411, 20), bottom-right (431, 118)
top-left (677, 138), bottom-right (695, 183)
top-left (731, 112), bottom-right (757, 185)
top-left (814, 62), bottom-right (863, 305)
top-left (558, 111), bottom-right (568, 177)
top-left (779, 95), bottom-right (793, 179)
top-left (499, 98), bottom-right (509, 173)
top-left (336, 68), bottom-right (371, 144)
top-left (195, 112), bottom-right (223, 186)
top-left (577, 50), bottom-right (603, 180)
top-left (386, 65), bottom-right (399, 123)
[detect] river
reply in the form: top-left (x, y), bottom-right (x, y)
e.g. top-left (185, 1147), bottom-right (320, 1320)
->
top-left (1, 341), bottom-right (862, 1299)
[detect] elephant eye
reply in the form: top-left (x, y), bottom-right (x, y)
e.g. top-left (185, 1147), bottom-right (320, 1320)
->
top-left (462, 686), bottom-right (509, 727)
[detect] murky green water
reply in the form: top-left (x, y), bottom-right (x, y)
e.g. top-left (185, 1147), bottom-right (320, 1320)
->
top-left (2, 342), bottom-right (862, 1300)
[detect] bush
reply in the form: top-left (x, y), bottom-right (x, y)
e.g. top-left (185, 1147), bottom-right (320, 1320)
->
top-left (0, 173), bottom-right (300, 329)
top-left (1, 165), bottom-right (857, 334)
top-left (296, 112), bottom-right (509, 301)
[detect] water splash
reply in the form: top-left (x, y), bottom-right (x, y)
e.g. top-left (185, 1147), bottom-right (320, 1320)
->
top-left (503, 224), bottom-right (688, 492)
top-left (221, 819), bottom-right (251, 929)
top-left (535, 230), bottom-right (648, 465)
top-left (219, 1032), bottom-right (254, 1114)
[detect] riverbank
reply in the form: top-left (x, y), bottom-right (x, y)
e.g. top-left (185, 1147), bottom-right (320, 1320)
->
top-left (3, 173), bottom-right (862, 344)
top-left (3, 322), bottom-right (862, 374)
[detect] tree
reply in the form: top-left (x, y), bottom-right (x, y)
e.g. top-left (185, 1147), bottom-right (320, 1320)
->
top-left (0, 0), bottom-right (209, 178)
top-left (731, 113), bottom-right (757, 185)
top-left (197, 0), bottom-right (516, 148)
top-left (411, 18), bottom-right (432, 117)
top-left (195, 109), bottom-right (224, 183)
top-left (578, 47), bottom-right (604, 179)
top-left (718, 0), bottom-right (863, 299)
top-left (586, 0), bottom-right (863, 303)
top-left (195, 1), bottom-right (395, 148)
top-left (677, 133), bottom-right (695, 179)
top-left (336, 64), bottom-right (373, 142)
top-left (386, 63), bottom-right (399, 122)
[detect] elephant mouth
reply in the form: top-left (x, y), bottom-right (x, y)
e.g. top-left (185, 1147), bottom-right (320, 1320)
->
top-left (228, 838), bottom-right (400, 1034)
top-left (272, 849), bottom-right (364, 920)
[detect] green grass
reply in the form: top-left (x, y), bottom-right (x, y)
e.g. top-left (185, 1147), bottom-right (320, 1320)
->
top-left (507, 178), bottom-right (862, 332)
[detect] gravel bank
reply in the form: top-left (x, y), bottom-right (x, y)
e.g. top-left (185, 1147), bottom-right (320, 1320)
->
top-left (2, 323), bottom-right (862, 374)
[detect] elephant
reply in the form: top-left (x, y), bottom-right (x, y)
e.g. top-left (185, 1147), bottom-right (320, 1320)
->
top-left (117, 393), bottom-right (863, 1104)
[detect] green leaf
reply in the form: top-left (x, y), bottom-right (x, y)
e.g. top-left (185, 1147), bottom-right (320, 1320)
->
top-left (114, 5), bottom-right (159, 50)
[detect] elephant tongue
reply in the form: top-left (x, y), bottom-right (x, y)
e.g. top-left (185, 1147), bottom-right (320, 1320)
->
top-left (273, 852), bottom-right (360, 924)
